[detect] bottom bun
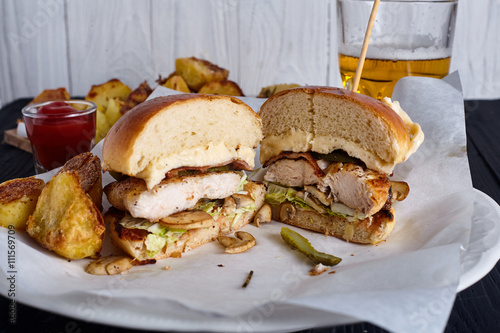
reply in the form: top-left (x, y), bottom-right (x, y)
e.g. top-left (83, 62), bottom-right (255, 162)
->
top-left (106, 181), bottom-right (266, 261)
top-left (269, 203), bottom-right (395, 244)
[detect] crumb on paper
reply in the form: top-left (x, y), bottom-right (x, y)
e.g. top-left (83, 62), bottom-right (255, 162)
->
top-left (328, 270), bottom-right (336, 274)
top-left (309, 263), bottom-right (330, 276)
top-left (163, 266), bottom-right (170, 270)
top-left (218, 264), bottom-right (225, 267)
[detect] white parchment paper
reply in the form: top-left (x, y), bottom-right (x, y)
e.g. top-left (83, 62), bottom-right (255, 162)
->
top-left (1, 74), bottom-right (476, 333)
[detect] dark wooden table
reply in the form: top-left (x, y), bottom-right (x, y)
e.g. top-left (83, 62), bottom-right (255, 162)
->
top-left (1, 98), bottom-right (499, 332)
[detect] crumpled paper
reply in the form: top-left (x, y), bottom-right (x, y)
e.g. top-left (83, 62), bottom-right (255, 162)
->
top-left (0, 74), bottom-right (476, 333)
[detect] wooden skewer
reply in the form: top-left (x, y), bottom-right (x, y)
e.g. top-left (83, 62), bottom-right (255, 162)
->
top-left (351, 0), bottom-right (381, 93)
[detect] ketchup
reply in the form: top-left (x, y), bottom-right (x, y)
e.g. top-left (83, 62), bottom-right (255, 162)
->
top-left (38, 101), bottom-right (79, 115)
top-left (23, 101), bottom-right (96, 171)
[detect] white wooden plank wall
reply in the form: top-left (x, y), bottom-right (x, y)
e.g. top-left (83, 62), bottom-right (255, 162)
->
top-left (1, 0), bottom-right (499, 107)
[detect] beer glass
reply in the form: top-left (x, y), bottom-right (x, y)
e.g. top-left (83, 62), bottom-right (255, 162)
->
top-left (337, 0), bottom-right (457, 100)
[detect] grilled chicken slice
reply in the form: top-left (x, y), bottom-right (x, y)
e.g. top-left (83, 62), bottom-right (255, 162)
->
top-left (264, 159), bottom-right (322, 187)
top-left (104, 172), bottom-right (243, 221)
top-left (318, 163), bottom-right (391, 217)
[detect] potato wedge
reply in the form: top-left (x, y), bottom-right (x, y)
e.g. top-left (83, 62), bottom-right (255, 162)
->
top-left (257, 83), bottom-right (301, 98)
top-left (30, 87), bottom-right (70, 104)
top-left (86, 78), bottom-right (132, 143)
top-left (198, 80), bottom-right (244, 96)
top-left (120, 81), bottom-right (153, 114)
top-left (26, 171), bottom-right (105, 260)
top-left (160, 74), bottom-right (191, 93)
top-left (57, 152), bottom-right (103, 211)
top-left (85, 78), bottom-right (132, 109)
top-left (95, 108), bottom-right (111, 144)
top-left (0, 177), bottom-right (45, 231)
top-left (105, 98), bottom-right (124, 126)
top-left (175, 57), bottom-right (229, 91)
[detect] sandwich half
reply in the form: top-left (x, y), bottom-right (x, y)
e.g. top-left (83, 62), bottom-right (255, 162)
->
top-left (258, 86), bottom-right (424, 244)
top-left (102, 94), bottom-right (266, 261)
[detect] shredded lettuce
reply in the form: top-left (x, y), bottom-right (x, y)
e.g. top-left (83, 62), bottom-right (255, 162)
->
top-left (119, 215), bottom-right (186, 257)
top-left (235, 172), bottom-right (248, 192)
top-left (265, 183), bottom-right (348, 218)
top-left (265, 183), bottom-right (312, 209)
top-left (145, 234), bottom-right (167, 257)
top-left (195, 200), bottom-right (223, 219)
top-left (231, 202), bottom-right (257, 227)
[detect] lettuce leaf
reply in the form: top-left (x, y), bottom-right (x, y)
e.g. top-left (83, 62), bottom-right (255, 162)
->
top-left (195, 200), bottom-right (223, 219)
top-left (265, 183), bottom-right (348, 218)
top-left (145, 234), bottom-right (167, 258)
top-left (235, 172), bottom-right (248, 192)
top-left (119, 215), bottom-right (186, 257)
top-left (265, 183), bottom-right (313, 210)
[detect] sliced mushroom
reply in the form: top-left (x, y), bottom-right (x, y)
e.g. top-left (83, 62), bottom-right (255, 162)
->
top-left (85, 255), bottom-right (134, 275)
top-left (254, 203), bottom-right (272, 227)
top-left (218, 231), bottom-right (256, 254)
top-left (297, 191), bottom-right (327, 214)
top-left (304, 185), bottom-right (333, 206)
top-left (279, 202), bottom-right (296, 222)
top-left (232, 193), bottom-right (255, 209)
top-left (222, 196), bottom-right (236, 215)
top-left (218, 235), bottom-right (237, 248)
top-left (391, 181), bottom-right (410, 201)
top-left (159, 210), bottom-right (215, 230)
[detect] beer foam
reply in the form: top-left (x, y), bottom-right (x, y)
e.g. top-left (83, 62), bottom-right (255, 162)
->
top-left (340, 45), bottom-right (451, 61)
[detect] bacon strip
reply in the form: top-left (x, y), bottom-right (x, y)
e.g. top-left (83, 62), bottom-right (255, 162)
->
top-left (165, 159), bottom-right (252, 179)
top-left (263, 152), bottom-right (324, 177)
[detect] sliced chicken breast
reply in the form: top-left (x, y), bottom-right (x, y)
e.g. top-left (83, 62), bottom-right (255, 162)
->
top-left (264, 159), bottom-right (322, 187)
top-left (318, 163), bottom-right (390, 217)
top-left (105, 172), bottom-right (243, 221)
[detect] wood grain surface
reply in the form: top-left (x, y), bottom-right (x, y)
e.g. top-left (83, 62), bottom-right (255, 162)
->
top-left (3, 128), bottom-right (31, 153)
top-left (1, 0), bottom-right (499, 107)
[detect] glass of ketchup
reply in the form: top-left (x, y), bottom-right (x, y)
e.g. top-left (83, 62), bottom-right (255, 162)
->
top-left (22, 100), bottom-right (97, 174)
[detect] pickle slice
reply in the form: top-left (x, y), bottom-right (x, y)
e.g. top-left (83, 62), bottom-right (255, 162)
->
top-left (310, 150), bottom-right (365, 166)
top-left (280, 227), bottom-right (342, 266)
top-left (108, 170), bottom-right (127, 181)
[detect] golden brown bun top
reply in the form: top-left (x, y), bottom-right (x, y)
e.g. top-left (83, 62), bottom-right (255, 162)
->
top-left (258, 86), bottom-right (423, 174)
top-left (103, 94), bottom-right (262, 189)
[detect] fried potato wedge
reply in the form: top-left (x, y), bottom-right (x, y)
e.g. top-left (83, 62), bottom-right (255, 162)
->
top-left (257, 83), bottom-right (301, 98)
top-left (26, 171), bottom-right (105, 260)
top-left (120, 81), bottom-right (153, 114)
top-left (198, 80), bottom-right (244, 96)
top-left (86, 78), bottom-right (132, 143)
top-left (85, 78), bottom-right (132, 109)
top-left (57, 152), bottom-right (103, 211)
top-left (160, 74), bottom-right (191, 93)
top-left (95, 108), bottom-right (111, 144)
top-left (30, 87), bottom-right (70, 104)
top-left (175, 57), bottom-right (229, 91)
top-left (105, 98), bottom-right (124, 126)
top-left (0, 177), bottom-right (45, 231)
